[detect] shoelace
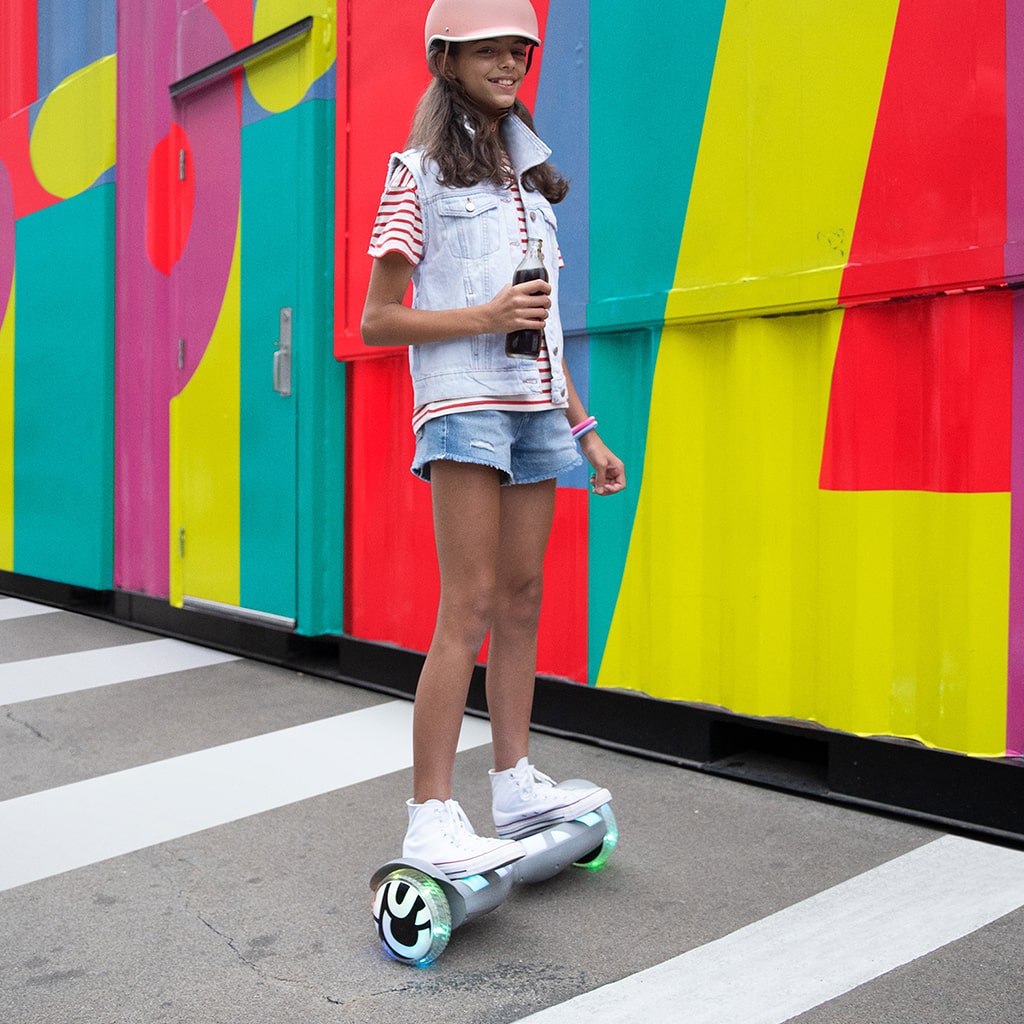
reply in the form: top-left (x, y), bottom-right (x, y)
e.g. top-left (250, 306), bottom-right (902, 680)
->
top-left (519, 765), bottom-right (556, 800)
top-left (445, 800), bottom-right (481, 848)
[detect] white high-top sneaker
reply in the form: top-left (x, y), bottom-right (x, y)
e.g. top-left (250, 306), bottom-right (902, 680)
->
top-left (402, 798), bottom-right (524, 879)
top-left (490, 758), bottom-right (612, 839)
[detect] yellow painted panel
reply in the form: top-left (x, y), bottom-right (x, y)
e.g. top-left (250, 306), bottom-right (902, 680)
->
top-left (169, 218), bottom-right (242, 607)
top-left (816, 489), bottom-right (1009, 755)
top-left (30, 56), bottom-right (117, 200)
top-left (598, 313), bottom-right (1010, 757)
top-left (667, 0), bottom-right (899, 320)
top-left (248, 0), bottom-right (336, 113)
top-left (0, 274), bottom-right (13, 569)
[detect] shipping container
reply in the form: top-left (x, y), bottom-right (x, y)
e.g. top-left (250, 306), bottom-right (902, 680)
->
top-left (2, 0), bottom-right (1021, 837)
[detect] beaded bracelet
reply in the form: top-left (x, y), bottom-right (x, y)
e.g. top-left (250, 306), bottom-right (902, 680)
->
top-left (571, 415), bottom-right (598, 440)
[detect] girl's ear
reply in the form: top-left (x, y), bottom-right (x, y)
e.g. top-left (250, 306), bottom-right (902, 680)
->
top-left (440, 43), bottom-right (459, 83)
top-left (427, 43), bottom-right (454, 82)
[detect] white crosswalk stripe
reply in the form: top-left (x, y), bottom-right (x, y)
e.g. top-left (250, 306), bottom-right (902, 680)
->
top-left (511, 834), bottom-right (1024, 1024)
top-left (0, 638), bottom-right (241, 704)
top-left (0, 598), bottom-right (62, 621)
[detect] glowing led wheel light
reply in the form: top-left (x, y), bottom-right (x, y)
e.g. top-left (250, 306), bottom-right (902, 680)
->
top-left (372, 868), bottom-right (452, 965)
top-left (573, 804), bottom-right (619, 871)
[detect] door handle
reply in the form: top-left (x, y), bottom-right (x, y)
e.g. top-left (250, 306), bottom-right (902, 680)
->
top-left (274, 307), bottom-right (292, 396)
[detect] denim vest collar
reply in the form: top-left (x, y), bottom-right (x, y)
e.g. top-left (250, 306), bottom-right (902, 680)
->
top-left (390, 116), bottom-right (568, 411)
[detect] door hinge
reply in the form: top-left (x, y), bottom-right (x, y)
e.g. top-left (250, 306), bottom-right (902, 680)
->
top-left (178, 527), bottom-right (185, 558)
top-left (178, 148), bottom-right (187, 182)
top-left (178, 337), bottom-right (185, 370)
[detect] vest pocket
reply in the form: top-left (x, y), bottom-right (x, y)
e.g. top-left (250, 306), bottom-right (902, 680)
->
top-left (437, 194), bottom-right (502, 260)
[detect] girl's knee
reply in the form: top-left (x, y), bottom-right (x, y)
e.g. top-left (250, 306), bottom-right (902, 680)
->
top-left (438, 584), bottom-right (498, 651)
top-left (496, 573), bottom-right (544, 629)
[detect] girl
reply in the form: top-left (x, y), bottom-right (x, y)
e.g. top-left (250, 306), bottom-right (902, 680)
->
top-left (361, 0), bottom-right (626, 879)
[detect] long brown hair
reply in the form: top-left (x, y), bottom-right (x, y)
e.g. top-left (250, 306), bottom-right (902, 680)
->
top-left (406, 45), bottom-right (570, 204)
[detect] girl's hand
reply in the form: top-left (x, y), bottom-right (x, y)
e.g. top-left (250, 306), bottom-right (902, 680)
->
top-left (362, 254), bottom-right (551, 347)
top-left (485, 280), bottom-right (551, 334)
top-left (580, 433), bottom-right (626, 495)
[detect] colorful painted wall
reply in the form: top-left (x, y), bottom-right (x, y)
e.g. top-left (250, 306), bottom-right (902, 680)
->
top-left (588, 0), bottom-right (1022, 761)
top-left (0, 0), bottom-right (345, 632)
top-left (1, 0), bottom-right (1022, 761)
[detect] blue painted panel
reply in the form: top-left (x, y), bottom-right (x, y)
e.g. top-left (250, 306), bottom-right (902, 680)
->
top-left (535, 0), bottom-right (589, 334)
top-left (36, 0), bottom-right (116, 96)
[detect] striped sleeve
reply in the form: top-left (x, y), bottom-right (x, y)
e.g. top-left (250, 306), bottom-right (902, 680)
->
top-left (368, 164), bottom-right (423, 265)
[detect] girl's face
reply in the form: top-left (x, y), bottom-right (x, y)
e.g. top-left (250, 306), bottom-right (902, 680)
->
top-left (448, 36), bottom-right (530, 117)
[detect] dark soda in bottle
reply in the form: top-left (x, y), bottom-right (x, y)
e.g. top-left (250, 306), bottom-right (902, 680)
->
top-left (505, 238), bottom-right (547, 359)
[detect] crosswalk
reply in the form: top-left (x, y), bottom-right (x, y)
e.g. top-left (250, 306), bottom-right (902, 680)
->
top-left (3, 595), bottom-right (1023, 1023)
top-left (0, 601), bottom-right (489, 892)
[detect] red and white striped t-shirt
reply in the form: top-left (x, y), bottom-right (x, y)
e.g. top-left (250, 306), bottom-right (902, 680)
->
top-left (368, 161), bottom-right (565, 432)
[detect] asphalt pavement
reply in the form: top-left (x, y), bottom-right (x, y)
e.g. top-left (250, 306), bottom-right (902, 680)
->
top-left (1, 596), bottom-right (1022, 1024)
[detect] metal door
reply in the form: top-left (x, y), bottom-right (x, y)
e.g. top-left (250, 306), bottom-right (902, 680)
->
top-left (169, 19), bottom-right (335, 631)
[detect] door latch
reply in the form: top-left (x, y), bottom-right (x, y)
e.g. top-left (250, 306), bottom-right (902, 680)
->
top-left (274, 307), bottom-right (292, 397)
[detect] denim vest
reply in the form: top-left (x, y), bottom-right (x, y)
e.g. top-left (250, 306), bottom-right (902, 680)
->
top-left (391, 115), bottom-right (568, 409)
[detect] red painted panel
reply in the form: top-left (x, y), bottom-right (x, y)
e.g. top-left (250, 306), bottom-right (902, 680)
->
top-left (344, 354), bottom-right (434, 644)
top-left (0, 108), bottom-right (58, 218)
top-left (538, 485), bottom-right (588, 684)
top-left (338, 2), bottom-right (582, 677)
top-left (202, 0), bottom-right (252, 52)
top-left (345, 355), bottom-right (587, 683)
top-left (146, 123), bottom-right (194, 275)
top-left (0, 0), bottom-right (37, 117)
top-left (335, 0), bottom-right (550, 360)
top-left (840, 0), bottom-right (1006, 303)
top-left (820, 291), bottom-right (1012, 493)
top-left (178, 0), bottom-right (252, 82)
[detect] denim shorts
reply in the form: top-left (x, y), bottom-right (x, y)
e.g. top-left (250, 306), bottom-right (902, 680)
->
top-left (412, 408), bottom-right (582, 485)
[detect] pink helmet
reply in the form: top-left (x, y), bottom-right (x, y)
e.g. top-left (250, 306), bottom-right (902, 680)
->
top-left (424, 0), bottom-right (541, 56)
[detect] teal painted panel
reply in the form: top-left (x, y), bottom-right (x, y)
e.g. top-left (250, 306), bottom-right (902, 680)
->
top-left (241, 109), bottom-right (300, 618)
top-left (587, 328), bottom-right (658, 684)
top-left (293, 100), bottom-right (344, 637)
top-left (14, 185), bottom-right (115, 588)
top-left (240, 99), bottom-right (344, 634)
top-left (587, 0), bottom-right (726, 332)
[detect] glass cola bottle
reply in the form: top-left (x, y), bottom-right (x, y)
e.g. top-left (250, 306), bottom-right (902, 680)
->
top-left (505, 238), bottom-right (548, 360)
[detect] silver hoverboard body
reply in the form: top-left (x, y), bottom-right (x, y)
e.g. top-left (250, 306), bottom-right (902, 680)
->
top-left (371, 795), bottom-right (617, 965)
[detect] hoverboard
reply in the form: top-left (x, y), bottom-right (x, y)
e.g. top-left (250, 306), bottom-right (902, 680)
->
top-left (371, 788), bottom-right (617, 965)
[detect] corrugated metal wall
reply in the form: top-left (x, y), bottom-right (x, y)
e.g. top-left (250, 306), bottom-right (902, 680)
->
top-left (1, 0), bottom-right (1022, 759)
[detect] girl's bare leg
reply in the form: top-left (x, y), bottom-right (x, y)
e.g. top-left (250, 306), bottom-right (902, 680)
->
top-left (412, 460), bottom-right (503, 804)
top-left (485, 477), bottom-right (557, 773)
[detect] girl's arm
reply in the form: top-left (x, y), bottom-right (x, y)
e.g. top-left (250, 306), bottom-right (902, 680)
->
top-left (360, 251), bottom-right (552, 347)
top-left (562, 356), bottom-right (626, 496)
